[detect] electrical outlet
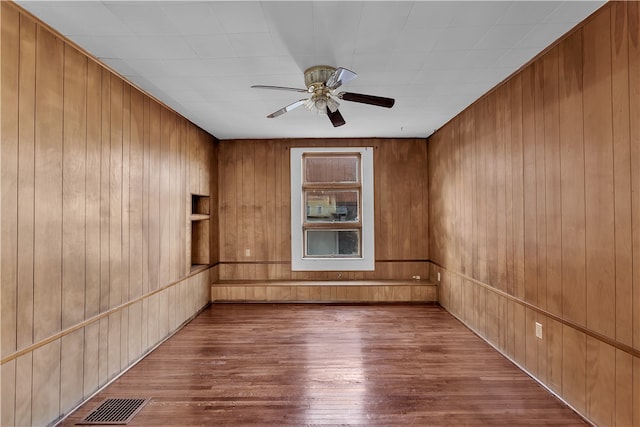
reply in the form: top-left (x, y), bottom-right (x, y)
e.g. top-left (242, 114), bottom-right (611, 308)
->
top-left (437, 272), bottom-right (441, 282)
top-left (245, 249), bottom-right (251, 257)
top-left (535, 322), bottom-right (543, 339)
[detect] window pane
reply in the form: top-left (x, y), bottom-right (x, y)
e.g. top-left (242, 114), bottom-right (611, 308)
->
top-left (305, 156), bottom-right (359, 183)
top-left (306, 230), bottom-right (360, 257)
top-left (305, 190), bottom-right (359, 222)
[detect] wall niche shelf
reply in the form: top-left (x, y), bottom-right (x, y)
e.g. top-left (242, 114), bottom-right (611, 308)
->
top-left (190, 194), bottom-right (210, 271)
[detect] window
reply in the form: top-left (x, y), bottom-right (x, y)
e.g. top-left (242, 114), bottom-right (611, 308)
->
top-left (291, 147), bottom-right (374, 271)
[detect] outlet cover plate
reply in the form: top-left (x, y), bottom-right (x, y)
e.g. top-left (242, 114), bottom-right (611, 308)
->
top-left (535, 322), bottom-right (543, 339)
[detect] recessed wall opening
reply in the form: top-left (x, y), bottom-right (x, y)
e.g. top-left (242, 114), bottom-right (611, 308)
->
top-left (190, 194), bottom-right (210, 271)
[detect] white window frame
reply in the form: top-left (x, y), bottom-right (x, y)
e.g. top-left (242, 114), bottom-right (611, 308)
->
top-left (291, 147), bottom-right (374, 271)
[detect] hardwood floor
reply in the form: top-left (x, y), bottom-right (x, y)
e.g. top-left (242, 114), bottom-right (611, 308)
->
top-left (60, 304), bottom-right (587, 426)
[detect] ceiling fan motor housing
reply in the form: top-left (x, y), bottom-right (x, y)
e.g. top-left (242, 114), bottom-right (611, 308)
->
top-left (302, 65), bottom-right (335, 113)
top-left (304, 65), bottom-right (336, 90)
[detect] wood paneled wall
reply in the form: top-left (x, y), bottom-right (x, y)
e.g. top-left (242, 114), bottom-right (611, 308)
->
top-left (428, 3), bottom-right (639, 426)
top-left (217, 138), bottom-right (429, 281)
top-left (212, 280), bottom-right (437, 303)
top-left (1, 4), bottom-right (217, 426)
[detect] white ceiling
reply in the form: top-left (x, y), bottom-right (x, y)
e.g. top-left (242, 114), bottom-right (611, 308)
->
top-left (16, 1), bottom-right (605, 140)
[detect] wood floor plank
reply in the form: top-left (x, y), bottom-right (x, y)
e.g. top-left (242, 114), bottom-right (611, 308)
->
top-left (61, 304), bottom-right (587, 426)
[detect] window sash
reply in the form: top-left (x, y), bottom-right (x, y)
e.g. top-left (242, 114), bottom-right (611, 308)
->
top-left (303, 153), bottom-right (361, 184)
top-left (304, 229), bottom-right (361, 257)
top-left (304, 189), bottom-right (360, 223)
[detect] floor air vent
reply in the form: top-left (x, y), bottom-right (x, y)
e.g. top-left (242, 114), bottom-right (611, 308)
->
top-left (77, 398), bottom-right (150, 425)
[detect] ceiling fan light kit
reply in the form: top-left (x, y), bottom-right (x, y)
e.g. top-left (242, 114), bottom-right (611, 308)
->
top-left (251, 65), bottom-right (395, 127)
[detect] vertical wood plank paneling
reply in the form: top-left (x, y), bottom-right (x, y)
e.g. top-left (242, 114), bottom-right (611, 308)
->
top-left (495, 86), bottom-right (508, 293)
top-left (99, 69), bottom-right (111, 313)
top-left (586, 337), bottom-right (615, 426)
top-left (109, 74), bottom-right (123, 309)
top-left (377, 142), bottom-right (394, 263)
top-left (129, 88), bottom-right (144, 300)
top-left (502, 88), bottom-right (514, 296)
top-left (210, 138), bottom-right (220, 270)
top-left (512, 297), bottom-right (526, 368)
top-left (254, 143), bottom-right (267, 279)
top-left (1, 1), bottom-right (19, 361)
top-left (142, 96), bottom-right (150, 299)
top-left (583, 8), bottom-right (616, 339)
top-left (629, 0), bottom-right (640, 352)
top-left (60, 329), bottom-right (84, 414)
top-left (98, 313), bottom-right (108, 387)
top-left (563, 326), bottom-right (586, 414)
top-left (218, 139), bottom-right (428, 281)
top-left (31, 341), bottom-right (61, 426)
top-left (542, 47), bottom-right (562, 316)
top-left (412, 142), bottom-right (428, 265)
top-left (397, 143), bottom-right (414, 265)
top-left (1, 9), bottom-right (218, 427)
top-left (634, 357), bottom-right (640, 426)
top-left (83, 322), bottom-right (99, 399)
top-left (16, 13), bottom-right (36, 350)
top-left (159, 108), bottom-right (171, 287)
top-left (610, 1), bottom-right (634, 348)
top-left (1, 361), bottom-right (16, 427)
top-left (62, 45), bottom-right (87, 329)
top-left (221, 141), bottom-right (237, 276)
top-left (559, 29), bottom-right (587, 327)
top-left (476, 101), bottom-right (488, 284)
top-left (461, 112), bottom-right (474, 278)
top-left (454, 120), bottom-right (463, 276)
top-left (521, 65), bottom-right (538, 305)
top-left (615, 350), bottom-right (633, 426)
top-left (239, 142), bottom-right (252, 279)
top-left (485, 291), bottom-right (499, 346)
top-left (265, 141), bottom-right (276, 278)
top-left (272, 143), bottom-right (283, 279)
top-left (533, 60), bottom-right (547, 311)
top-left (177, 121), bottom-right (185, 281)
top-left (236, 141), bottom-right (248, 279)
top-left (148, 101), bottom-right (160, 292)
top-left (281, 144), bottom-right (291, 279)
top-left (120, 84), bottom-right (131, 368)
top-left (427, 6), bottom-right (634, 426)
top-left (486, 95), bottom-right (498, 289)
top-left (107, 311), bottom-right (121, 379)
top-left (33, 25), bottom-right (64, 342)
top-left (122, 84), bottom-right (131, 299)
top-left (546, 318), bottom-right (563, 394)
top-left (15, 353), bottom-right (32, 426)
top-left (107, 75), bottom-right (123, 378)
top-left (525, 308), bottom-right (538, 376)
top-left (510, 75), bottom-right (525, 301)
top-left (85, 59), bottom-right (102, 320)
top-left (167, 113), bottom-right (177, 283)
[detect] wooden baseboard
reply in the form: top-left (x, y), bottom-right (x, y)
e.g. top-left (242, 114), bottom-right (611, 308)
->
top-left (211, 280), bottom-right (437, 303)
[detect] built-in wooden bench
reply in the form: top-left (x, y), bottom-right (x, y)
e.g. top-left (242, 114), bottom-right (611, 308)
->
top-left (211, 280), bottom-right (437, 303)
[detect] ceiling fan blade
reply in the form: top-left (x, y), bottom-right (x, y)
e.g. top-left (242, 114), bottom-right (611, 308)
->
top-left (326, 107), bottom-right (346, 127)
top-left (325, 67), bottom-right (357, 90)
top-left (251, 85), bottom-right (309, 93)
top-left (267, 99), bottom-right (307, 118)
top-left (339, 92), bottom-right (395, 108)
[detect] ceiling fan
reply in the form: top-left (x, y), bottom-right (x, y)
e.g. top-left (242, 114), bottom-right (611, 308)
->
top-left (251, 65), bottom-right (395, 127)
